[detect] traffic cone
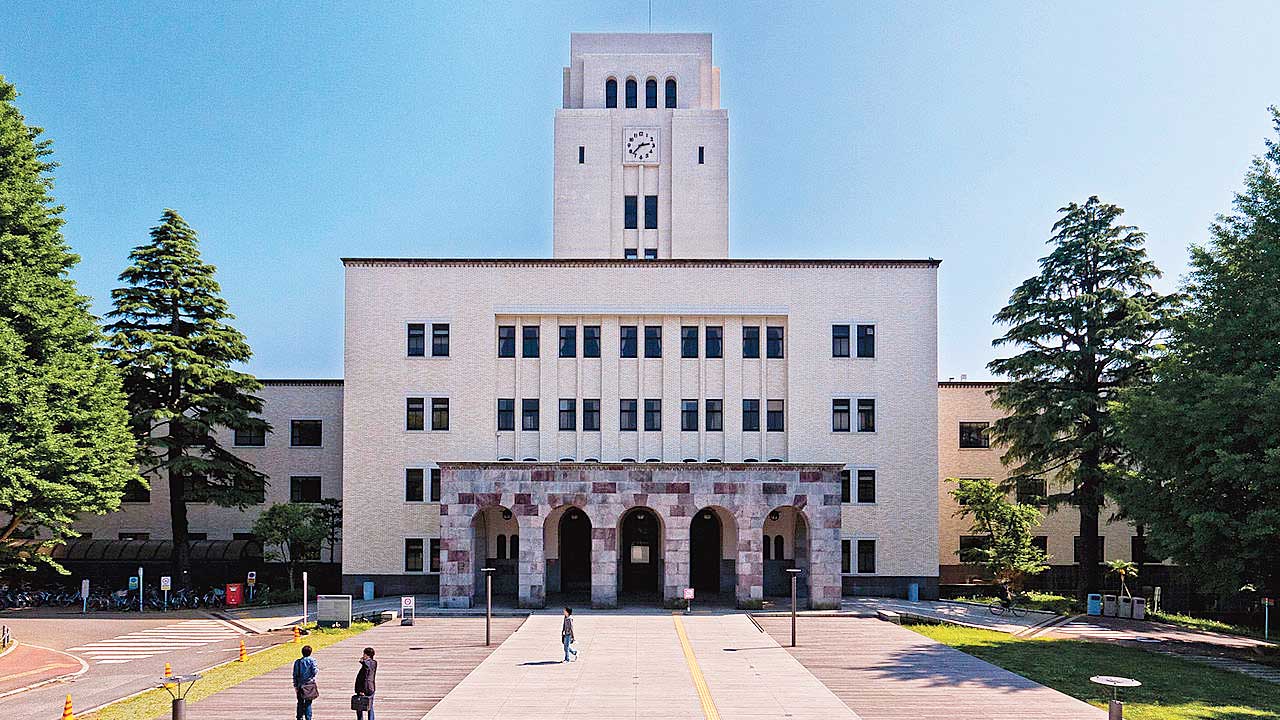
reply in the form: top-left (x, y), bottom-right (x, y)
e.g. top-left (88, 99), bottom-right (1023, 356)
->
top-left (238, 639), bottom-right (247, 662)
top-left (164, 662), bottom-right (172, 678)
top-left (293, 626), bottom-right (300, 644)
top-left (62, 694), bottom-right (74, 720)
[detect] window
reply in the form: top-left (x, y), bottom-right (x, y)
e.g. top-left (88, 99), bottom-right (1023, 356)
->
top-left (1073, 536), bottom-right (1106, 564)
top-left (1029, 536), bottom-right (1048, 554)
top-left (705, 326), bottom-right (723, 358)
top-left (582, 399), bottom-right (601, 431)
top-left (605, 78), bottom-right (617, 108)
top-left (857, 399), bottom-right (876, 433)
top-left (1131, 536), bottom-right (1149, 564)
top-left (841, 540), bottom-right (851, 573)
top-left (406, 398), bottom-right (425, 431)
top-left (766, 326), bottom-right (784, 358)
top-left (1016, 478), bottom-right (1047, 506)
top-left (234, 426), bottom-right (265, 447)
top-left (432, 323), bottom-right (450, 357)
top-left (774, 536), bottom-right (785, 560)
top-left (407, 323), bottom-right (425, 357)
top-left (405, 468), bottom-right (424, 502)
top-left (559, 399), bottom-right (576, 431)
top-left (856, 324), bottom-right (875, 358)
top-left (522, 326), bottom-right (540, 357)
top-left (832, 399), bottom-right (850, 432)
top-left (644, 326), bottom-right (662, 357)
top-left (578, 145), bottom-right (585, 164)
top-left (183, 474), bottom-right (210, 503)
top-left (625, 78), bottom-right (637, 108)
top-left (583, 326), bottom-right (601, 357)
top-left (742, 326), bottom-right (760, 358)
top-left (698, 146), bottom-right (704, 164)
top-left (430, 468), bottom-right (441, 502)
top-left (857, 470), bottom-right (876, 504)
top-left (497, 325), bottom-right (515, 357)
top-left (559, 326), bottom-right (577, 358)
top-left (742, 399), bottom-right (760, 431)
top-left (405, 538), bottom-right (424, 572)
top-left (705, 399), bottom-right (723, 431)
top-left (681, 400), bottom-right (698, 431)
top-left (122, 479), bottom-right (151, 503)
top-left (620, 325), bottom-right (638, 357)
top-left (430, 538), bottom-right (441, 572)
top-left (644, 399), bottom-right (662, 431)
top-left (959, 535), bottom-right (990, 563)
top-left (644, 195), bottom-right (657, 229)
top-left (959, 421), bottom-right (990, 448)
top-left (497, 398), bottom-right (515, 431)
top-left (624, 195), bottom-right (638, 229)
top-left (840, 470), bottom-right (853, 503)
top-left (645, 78), bottom-right (657, 108)
top-left (620, 399), bottom-right (638, 431)
top-left (497, 534), bottom-right (507, 559)
top-left (764, 533), bottom-right (773, 560)
top-left (766, 400), bottom-right (784, 432)
top-left (521, 399), bottom-right (540, 431)
top-left (431, 398), bottom-right (449, 431)
top-left (624, 248), bottom-right (638, 260)
top-left (832, 325), bottom-right (850, 357)
top-left (857, 539), bottom-right (877, 573)
top-left (290, 476), bottom-right (322, 503)
top-left (290, 420), bottom-right (322, 446)
top-left (510, 534), bottom-right (519, 559)
top-left (644, 248), bottom-right (657, 260)
top-left (665, 77), bottom-right (677, 108)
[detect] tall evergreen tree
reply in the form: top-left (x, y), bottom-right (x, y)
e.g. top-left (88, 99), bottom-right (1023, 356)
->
top-left (989, 196), bottom-right (1172, 600)
top-left (106, 209), bottom-right (268, 583)
top-left (1115, 108), bottom-right (1280, 597)
top-left (0, 76), bottom-right (138, 571)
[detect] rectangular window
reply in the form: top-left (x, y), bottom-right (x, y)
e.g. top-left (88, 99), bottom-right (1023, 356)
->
top-left (705, 326), bottom-right (723, 358)
top-left (521, 399), bottom-right (540, 431)
top-left (857, 539), bottom-right (876, 574)
top-left (583, 326), bottom-right (601, 357)
top-left (840, 470), bottom-right (851, 503)
top-left (742, 399), bottom-right (760, 432)
top-left (959, 535), bottom-right (990, 563)
top-left (430, 468), bottom-right (441, 502)
top-left (430, 538), bottom-right (441, 572)
top-left (620, 325), bottom-right (638, 358)
top-left (406, 398), bottom-right (425, 431)
top-left (766, 399), bottom-right (785, 432)
top-left (559, 326), bottom-right (577, 358)
top-left (122, 479), bottom-right (151, 503)
top-left (183, 474), bottom-right (210, 503)
top-left (582, 399), bottom-right (601, 431)
top-left (644, 195), bottom-right (657, 229)
top-left (766, 326), bottom-right (784, 358)
top-left (624, 195), bottom-right (638, 229)
top-left (832, 399), bottom-right (850, 432)
top-left (405, 468), bottom-right (424, 502)
top-left (644, 248), bottom-right (657, 260)
top-left (1016, 478), bottom-right (1047, 506)
top-left (1074, 536), bottom-right (1106, 564)
top-left (842, 540), bottom-right (852, 574)
top-left (431, 397), bottom-right (449, 431)
top-left (559, 399), bottom-right (576, 431)
top-left (681, 399), bottom-right (698, 431)
top-left (497, 325), bottom-right (516, 357)
top-left (959, 421), bottom-right (990, 448)
top-left (857, 399), bottom-right (876, 433)
top-left (290, 419), bottom-right (322, 446)
top-left (644, 326), bottom-right (662, 358)
top-left (705, 400), bottom-right (723, 431)
top-left (431, 323), bottom-right (450, 357)
top-left (290, 476), bottom-right (322, 503)
top-left (624, 248), bottom-right (638, 260)
top-left (234, 426), bottom-right (265, 447)
top-left (405, 538), bottom-right (424, 572)
top-left (522, 326), bottom-right (540, 358)
top-left (497, 398), bottom-right (515, 431)
top-left (857, 470), bottom-right (876, 504)
top-left (1033, 536), bottom-right (1049, 554)
top-left (832, 324), bottom-right (850, 357)
top-left (742, 326), bottom-right (760, 358)
top-left (407, 323), bottom-right (425, 357)
top-left (698, 146), bottom-right (705, 164)
top-left (856, 324), bottom-right (876, 358)
top-left (644, 399), bottom-right (662, 431)
top-left (578, 145), bottom-right (584, 164)
top-left (620, 399), bottom-right (638, 431)
top-left (1131, 536), bottom-right (1148, 564)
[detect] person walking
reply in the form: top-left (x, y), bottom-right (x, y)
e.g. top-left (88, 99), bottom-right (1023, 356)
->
top-left (561, 607), bottom-right (578, 662)
top-left (292, 645), bottom-right (318, 720)
top-left (353, 646), bottom-right (377, 720)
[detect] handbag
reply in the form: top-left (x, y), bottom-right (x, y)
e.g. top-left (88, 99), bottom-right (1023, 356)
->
top-left (299, 680), bottom-right (319, 701)
top-left (351, 694), bottom-right (371, 711)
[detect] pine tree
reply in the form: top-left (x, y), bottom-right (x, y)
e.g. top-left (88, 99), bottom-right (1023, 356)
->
top-left (1115, 108), bottom-right (1280, 597)
top-left (106, 209), bottom-right (269, 584)
top-left (988, 196), bottom-right (1172, 601)
top-left (0, 76), bottom-right (137, 571)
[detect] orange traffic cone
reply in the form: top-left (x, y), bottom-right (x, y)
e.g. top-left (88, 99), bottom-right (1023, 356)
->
top-left (164, 662), bottom-right (172, 677)
top-left (293, 626), bottom-right (300, 644)
top-left (62, 694), bottom-right (74, 720)
top-left (238, 639), bottom-right (247, 662)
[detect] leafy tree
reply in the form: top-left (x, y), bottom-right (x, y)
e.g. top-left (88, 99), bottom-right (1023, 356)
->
top-left (0, 76), bottom-right (137, 571)
top-left (313, 498), bottom-right (342, 563)
top-left (950, 477), bottom-right (1049, 600)
top-left (106, 209), bottom-right (269, 584)
top-left (1105, 559), bottom-right (1138, 600)
top-left (1115, 108), bottom-right (1280, 597)
top-left (988, 196), bottom-right (1172, 601)
top-left (252, 503), bottom-right (326, 591)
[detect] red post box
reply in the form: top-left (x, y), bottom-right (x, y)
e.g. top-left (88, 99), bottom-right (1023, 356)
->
top-left (225, 583), bottom-right (244, 607)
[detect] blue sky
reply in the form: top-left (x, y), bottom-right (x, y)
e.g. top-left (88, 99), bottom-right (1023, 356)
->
top-left (5, 1), bottom-right (1279, 379)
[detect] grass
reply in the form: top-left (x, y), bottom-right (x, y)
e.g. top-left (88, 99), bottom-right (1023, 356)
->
top-left (953, 591), bottom-right (1082, 615)
top-left (1149, 611), bottom-right (1270, 641)
top-left (908, 622), bottom-right (1280, 719)
top-left (80, 622), bottom-right (374, 720)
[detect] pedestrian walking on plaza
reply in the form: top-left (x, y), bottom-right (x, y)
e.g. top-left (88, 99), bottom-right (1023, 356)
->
top-left (292, 645), bottom-right (319, 720)
top-left (562, 606), bottom-right (578, 662)
top-left (352, 646), bottom-right (377, 720)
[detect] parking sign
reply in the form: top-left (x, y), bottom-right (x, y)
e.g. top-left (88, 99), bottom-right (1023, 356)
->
top-left (160, 576), bottom-right (171, 591)
top-left (247, 571), bottom-right (257, 586)
top-left (128, 576), bottom-right (139, 590)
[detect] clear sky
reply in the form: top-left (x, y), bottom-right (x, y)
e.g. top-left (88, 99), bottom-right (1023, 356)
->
top-left (5, 1), bottom-right (1279, 379)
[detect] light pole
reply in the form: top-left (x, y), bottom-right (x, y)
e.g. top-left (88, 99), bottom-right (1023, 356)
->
top-left (481, 567), bottom-right (495, 646)
top-left (786, 568), bottom-right (802, 647)
top-left (158, 673), bottom-right (200, 720)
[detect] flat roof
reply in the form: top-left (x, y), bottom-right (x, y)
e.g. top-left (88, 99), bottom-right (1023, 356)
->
top-left (938, 380), bottom-right (1006, 388)
top-left (260, 378), bottom-right (344, 386)
top-left (438, 461), bottom-right (845, 470)
top-left (342, 258), bottom-right (941, 269)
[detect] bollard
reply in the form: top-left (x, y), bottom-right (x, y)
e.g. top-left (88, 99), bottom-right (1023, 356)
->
top-left (786, 568), bottom-right (802, 647)
top-left (481, 567), bottom-right (495, 646)
top-left (1109, 700), bottom-right (1123, 720)
top-left (62, 694), bottom-right (74, 720)
top-left (238, 639), bottom-right (247, 662)
top-left (293, 626), bottom-right (300, 644)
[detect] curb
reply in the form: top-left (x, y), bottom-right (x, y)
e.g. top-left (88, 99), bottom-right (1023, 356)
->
top-left (0, 640), bottom-right (16, 661)
top-left (0, 643), bottom-right (90, 700)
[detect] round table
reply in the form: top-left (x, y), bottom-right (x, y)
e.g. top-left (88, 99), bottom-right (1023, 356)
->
top-left (1090, 675), bottom-right (1141, 705)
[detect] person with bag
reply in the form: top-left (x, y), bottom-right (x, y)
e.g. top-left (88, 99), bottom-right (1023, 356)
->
top-left (292, 645), bottom-right (319, 720)
top-left (561, 607), bottom-right (578, 662)
top-left (351, 646), bottom-right (377, 719)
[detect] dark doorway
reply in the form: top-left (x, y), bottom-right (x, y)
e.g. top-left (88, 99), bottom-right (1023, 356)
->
top-left (620, 508), bottom-right (661, 599)
top-left (689, 509), bottom-right (722, 595)
top-left (559, 508), bottom-right (591, 597)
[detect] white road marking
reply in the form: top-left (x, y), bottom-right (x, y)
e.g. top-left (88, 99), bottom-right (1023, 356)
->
top-left (66, 619), bottom-right (245, 664)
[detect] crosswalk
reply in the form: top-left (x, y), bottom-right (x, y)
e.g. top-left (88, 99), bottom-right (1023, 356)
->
top-left (67, 618), bottom-right (246, 664)
top-left (1051, 619), bottom-right (1162, 643)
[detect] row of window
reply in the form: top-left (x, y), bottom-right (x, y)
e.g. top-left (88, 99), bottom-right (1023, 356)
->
top-left (496, 398), bottom-right (786, 432)
top-left (404, 538), bottom-right (442, 573)
top-left (832, 325), bottom-right (876, 358)
top-left (404, 468), bottom-right (442, 502)
top-left (841, 538), bottom-right (877, 574)
top-left (495, 325), bottom-right (789, 359)
top-left (407, 323), bottom-right (450, 357)
top-left (233, 419), bottom-right (322, 448)
top-left (839, 469), bottom-right (877, 504)
top-left (623, 195), bottom-right (658, 230)
top-left (605, 77), bottom-right (677, 109)
top-left (953, 476), bottom-right (1047, 506)
top-left (832, 399), bottom-right (877, 433)
top-left (577, 145), bottom-right (706, 167)
top-left (959, 535), bottom-right (1153, 564)
top-left (406, 397), bottom-right (450, 431)
top-left (122, 474), bottom-right (331, 505)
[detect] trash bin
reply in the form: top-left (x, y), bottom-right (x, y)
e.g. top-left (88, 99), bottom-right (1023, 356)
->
top-left (362, 581), bottom-right (375, 601)
top-left (1103, 594), bottom-right (1118, 617)
top-left (1087, 593), bottom-right (1102, 616)
top-left (908, 582), bottom-right (919, 602)
top-left (1132, 597), bottom-right (1146, 620)
top-left (1119, 596), bottom-right (1133, 618)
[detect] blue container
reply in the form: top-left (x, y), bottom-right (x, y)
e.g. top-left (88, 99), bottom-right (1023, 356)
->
top-left (1087, 593), bottom-right (1102, 616)
top-left (362, 581), bottom-right (375, 601)
top-left (907, 582), bottom-right (920, 602)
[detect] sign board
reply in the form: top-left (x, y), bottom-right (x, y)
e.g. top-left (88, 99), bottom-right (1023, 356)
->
top-left (128, 576), bottom-right (139, 590)
top-left (247, 571), bottom-right (257, 586)
top-left (683, 587), bottom-right (695, 600)
top-left (1265, 598), bottom-right (1275, 606)
top-left (401, 596), bottom-right (416, 626)
top-left (81, 579), bottom-right (90, 597)
top-left (401, 596), bottom-right (415, 610)
top-left (160, 576), bottom-right (172, 591)
top-left (316, 594), bottom-right (353, 629)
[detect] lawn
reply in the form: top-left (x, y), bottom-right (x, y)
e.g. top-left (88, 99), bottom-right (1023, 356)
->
top-left (1149, 610), bottom-right (1270, 642)
top-left (908, 622), bottom-right (1280, 719)
top-left (80, 622), bottom-right (374, 720)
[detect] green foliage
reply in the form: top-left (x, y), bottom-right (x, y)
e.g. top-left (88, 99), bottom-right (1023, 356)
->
top-left (988, 196), bottom-right (1173, 599)
top-left (949, 477), bottom-right (1050, 597)
top-left (1115, 108), bottom-right (1280, 598)
top-left (1105, 559), bottom-right (1138, 599)
top-left (252, 502), bottom-right (327, 590)
top-left (955, 592), bottom-right (1081, 615)
top-left (0, 76), bottom-right (137, 572)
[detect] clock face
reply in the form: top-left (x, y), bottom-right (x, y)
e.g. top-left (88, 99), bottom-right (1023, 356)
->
top-left (624, 128), bottom-right (659, 164)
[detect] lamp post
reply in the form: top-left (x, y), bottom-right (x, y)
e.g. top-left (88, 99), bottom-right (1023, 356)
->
top-left (481, 567), bottom-right (495, 646)
top-left (158, 673), bottom-right (201, 720)
top-left (786, 568), bottom-right (802, 647)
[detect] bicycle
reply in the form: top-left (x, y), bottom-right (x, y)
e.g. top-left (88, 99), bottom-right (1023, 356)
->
top-left (989, 593), bottom-right (1029, 618)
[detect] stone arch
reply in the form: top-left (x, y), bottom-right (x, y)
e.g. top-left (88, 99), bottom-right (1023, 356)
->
top-left (617, 505), bottom-right (664, 601)
top-left (471, 505), bottom-right (518, 600)
top-left (762, 505), bottom-right (810, 600)
top-left (689, 505), bottom-right (737, 600)
top-left (543, 504), bottom-right (592, 600)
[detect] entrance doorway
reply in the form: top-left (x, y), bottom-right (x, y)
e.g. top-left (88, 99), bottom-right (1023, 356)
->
top-left (763, 505), bottom-right (810, 599)
top-left (558, 507), bottom-right (592, 597)
top-left (689, 509), bottom-right (722, 596)
top-left (619, 507), bottom-right (661, 600)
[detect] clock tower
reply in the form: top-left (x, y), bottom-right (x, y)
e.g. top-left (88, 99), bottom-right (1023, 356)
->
top-left (553, 33), bottom-right (729, 259)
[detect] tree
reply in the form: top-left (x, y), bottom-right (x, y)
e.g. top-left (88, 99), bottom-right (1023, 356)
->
top-left (106, 209), bottom-right (269, 585)
top-left (1115, 108), bottom-right (1280, 598)
top-left (1105, 559), bottom-right (1138, 600)
top-left (988, 196), bottom-right (1172, 601)
top-left (252, 503), bottom-right (326, 591)
top-left (313, 498), bottom-right (342, 564)
top-left (950, 477), bottom-right (1050, 600)
top-left (0, 76), bottom-right (137, 572)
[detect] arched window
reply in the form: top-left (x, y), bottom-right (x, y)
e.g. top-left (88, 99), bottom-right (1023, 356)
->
top-left (645, 78), bottom-right (657, 108)
top-left (763, 532), bottom-right (772, 560)
top-left (625, 79), bottom-right (637, 108)
top-left (665, 78), bottom-right (677, 108)
top-left (509, 534), bottom-right (519, 559)
top-left (496, 533), bottom-right (507, 560)
top-left (773, 535), bottom-right (785, 561)
top-left (605, 78), bottom-right (617, 108)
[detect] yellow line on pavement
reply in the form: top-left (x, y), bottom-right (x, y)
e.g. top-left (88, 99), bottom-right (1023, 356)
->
top-left (672, 613), bottom-right (721, 720)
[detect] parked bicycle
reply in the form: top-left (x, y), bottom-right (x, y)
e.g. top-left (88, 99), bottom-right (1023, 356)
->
top-left (989, 592), bottom-right (1029, 618)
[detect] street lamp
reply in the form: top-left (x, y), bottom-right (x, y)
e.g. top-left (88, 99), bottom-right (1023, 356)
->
top-left (158, 673), bottom-right (200, 720)
top-left (481, 567), bottom-right (495, 646)
top-left (785, 568), bottom-right (802, 647)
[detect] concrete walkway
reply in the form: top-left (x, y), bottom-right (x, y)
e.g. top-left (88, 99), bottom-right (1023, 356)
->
top-left (843, 597), bottom-right (1061, 635)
